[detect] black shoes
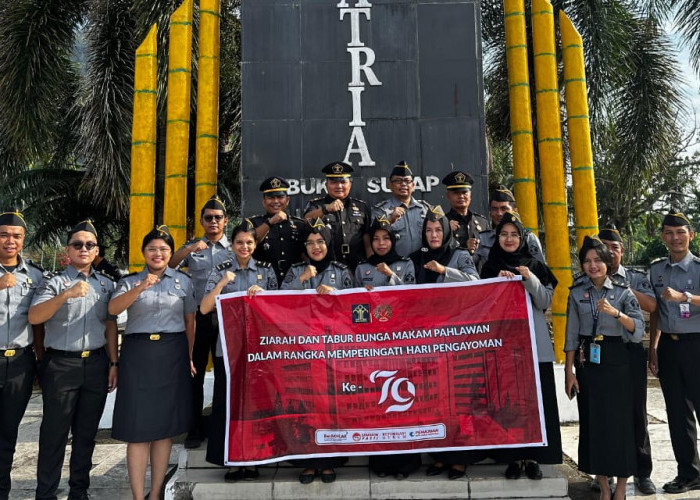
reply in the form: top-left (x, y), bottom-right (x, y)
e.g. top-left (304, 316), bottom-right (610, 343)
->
top-left (224, 467), bottom-right (258, 482)
top-left (298, 469), bottom-right (316, 484)
top-left (634, 476), bottom-right (656, 495)
top-left (184, 429), bottom-right (202, 449)
top-left (505, 462), bottom-right (521, 479)
top-left (320, 469), bottom-right (337, 483)
top-left (447, 466), bottom-right (466, 480)
top-left (662, 476), bottom-right (700, 494)
top-left (426, 463), bottom-right (447, 476)
top-left (524, 461), bottom-right (543, 480)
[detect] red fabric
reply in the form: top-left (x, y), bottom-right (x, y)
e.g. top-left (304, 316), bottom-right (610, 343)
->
top-left (218, 279), bottom-right (545, 465)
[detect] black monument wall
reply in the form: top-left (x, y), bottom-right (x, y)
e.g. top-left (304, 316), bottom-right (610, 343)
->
top-left (240, 0), bottom-right (488, 218)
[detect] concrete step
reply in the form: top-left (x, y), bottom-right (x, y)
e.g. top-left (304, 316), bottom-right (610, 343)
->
top-left (167, 453), bottom-right (570, 500)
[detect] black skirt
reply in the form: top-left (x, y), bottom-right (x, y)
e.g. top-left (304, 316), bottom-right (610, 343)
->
top-left (206, 356), bottom-right (227, 465)
top-left (112, 332), bottom-right (192, 443)
top-left (576, 340), bottom-right (636, 476)
top-left (492, 362), bottom-right (562, 464)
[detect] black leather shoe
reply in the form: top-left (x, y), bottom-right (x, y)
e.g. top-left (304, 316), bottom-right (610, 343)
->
top-left (634, 476), bottom-right (656, 495)
top-left (298, 469), bottom-right (316, 484)
top-left (505, 462), bottom-right (521, 479)
top-left (663, 476), bottom-right (700, 493)
top-left (320, 469), bottom-right (337, 483)
top-left (426, 463), bottom-right (446, 476)
top-left (244, 467), bottom-right (259, 480)
top-left (224, 468), bottom-right (245, 482)
top-left (184, 430), bottom-right (202, 449)
top-left (447, 466), bottom-right (466, 480)
top-left (524, 461), bottom-right (543, 480)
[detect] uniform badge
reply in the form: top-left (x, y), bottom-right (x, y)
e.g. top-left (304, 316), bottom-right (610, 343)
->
top-left (257, 274), bottom-right (262, 281)
top-left (27, 278), bottom-right (32, 285)
top-left (397, 266), bottom-right (401, 271)
top-left (263, 242), bottom-right (270, 250)
top-left (100, 280), bottom-right (105, 286)
top-left (583, 292), bottom-right (589, 299)
top-left (476, 223), bottom-right (482, 230)
top-left (365, 270), bottom-right (371, 275)
top-left (330, 273), bottom-right (336, 284)
top-left (175, 284), bottom-right (181, 290)
top-left (610, 295), bottom-right (614, 300)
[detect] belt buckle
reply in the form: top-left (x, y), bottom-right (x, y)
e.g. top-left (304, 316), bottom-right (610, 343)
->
top-left (150, 334), bottom-right (161, 341)
top-left (671, 334), bottom-right (680, 341)
top-left (81, 350), bottom-right (90, 358)
top-left (341, 243), bottom-right (350, 255)
top-left (594, 334), bottom-right (604, 342)
top-left (4, 349), bottom-right (16, 357)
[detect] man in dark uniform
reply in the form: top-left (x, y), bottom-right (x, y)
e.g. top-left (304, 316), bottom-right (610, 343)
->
top-left (648, 212), bottom-right (700, 494)
top-left (304, 162), bottom-right (371, 271)
top-left (29, 220), bottom-right (118, 500)
top-left (169, 195), bottom-right (230, 449)
top-left (372, 161), bottom-right (431, 257)
top-left (472, 186), bottom-right (544, 272)
top-left (250, 177), bottom-right (304, 282)
top-left (442, 171), bottom-right (488, 254)
top-left (0, 211), bottom-right (45, 500)
top-left (599, 225), bottom-right (657, 495)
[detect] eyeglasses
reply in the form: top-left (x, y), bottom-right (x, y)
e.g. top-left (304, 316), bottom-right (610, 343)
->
top-left (305, 240), bottom-right (327, 248)
top-left (145, 246), bottom-right (171, 253)
top-left (203, 214), bottom-right (225, 222)
top-left (391, 178), bottom-right (414, 185)
top-left (68, 241), bottom-right (98, 251)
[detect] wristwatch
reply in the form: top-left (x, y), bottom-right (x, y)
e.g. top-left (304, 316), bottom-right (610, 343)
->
top-left (685, 291), bottom-right (693, 303)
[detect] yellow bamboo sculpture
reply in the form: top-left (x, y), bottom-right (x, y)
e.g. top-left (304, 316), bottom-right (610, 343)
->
top-left (194, 0), bottom-right (221, 237)
top-left (504, 0), bottom-right (539, 237)
top-left (532, 0), bottom-right (571, 362)
top-left (164, 0), bottom-right (193, 248)
top-left (129, 25), bottom-right (158, 272)
top-left (560, 12), bottom-right (598, 248)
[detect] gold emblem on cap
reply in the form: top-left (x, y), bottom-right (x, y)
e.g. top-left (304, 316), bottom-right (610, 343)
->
top-left (311, 217), bottom-right (326, 229)
top-left (455, 173), bottom-right (466, 183)
top-left (376, 215), bottom-right (392, 224)
top-left (430, 205), bottom-right (445, 217)
top-left (332, 163), bottom-right (344, 174)
top-left (270, 178), bottom-right (281, 188)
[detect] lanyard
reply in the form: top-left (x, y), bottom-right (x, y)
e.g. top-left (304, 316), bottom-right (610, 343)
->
top-left (588, 286), bottom-right (608, 335)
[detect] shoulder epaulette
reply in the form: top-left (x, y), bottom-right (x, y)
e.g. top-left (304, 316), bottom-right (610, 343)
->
top-left (626, 268), bottom-right (645, 274)
top-left (399, 256), bottom-right (411, 262)
top-left (215, 260), bottom-right (233, 272)
top-left (611, 277), bottom-right (629, 288)
top-left (123, 271), bottom-right (140, 278)
top-left (289, 215), bottom-right (305, 223)
top-left (569, 276), bottom-right (587, 289)
top-left (373, 199), bottom-right (390, 208)
top-left (26, 259), bottom-right (44, 272)
top-left (692, 255), bottom-right (700, 264)
top-left (291, 262), bottom-right (307, 268)
top-left (248, 214), bottom-right (266, 221)
top-left (478, 228), bottom-right (495, 236)
top-left (332, 261), bottom-right (349, 270)
top-left (176, 269), bottom-right (192, 278)
top-left (650, 257), bottom-right (667, 265)
top-left (256, 261), bottom-right (272, 268)
top-left (472, 212), bottom-right (488, 220)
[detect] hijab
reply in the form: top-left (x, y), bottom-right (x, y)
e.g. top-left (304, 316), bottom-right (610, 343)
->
top-left (410, 206), bottom-right (460, 284)
top-left (481, 211), bottom-right (557, 288)
top-left (367, 216), bottom-right (402, 265)
top-left (303, 217), bottom-right (335, 273)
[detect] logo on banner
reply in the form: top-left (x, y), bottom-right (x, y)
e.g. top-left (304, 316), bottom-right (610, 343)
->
top-left (373, 303), bottom-right (392, 322)
top-left (370, 370), bottom-right (416, 413)
top-left (352, 304), bottom-right (371, 323)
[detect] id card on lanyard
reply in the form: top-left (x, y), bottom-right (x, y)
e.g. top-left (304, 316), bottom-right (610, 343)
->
top-left (589, 287), bottom-right (607, 365)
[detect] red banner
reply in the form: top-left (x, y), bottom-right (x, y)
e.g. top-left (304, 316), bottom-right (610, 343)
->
top-left (217, 278), bottom-right (546, 465)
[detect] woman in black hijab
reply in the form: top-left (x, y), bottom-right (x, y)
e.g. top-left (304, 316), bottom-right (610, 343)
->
top-left (410, 206), bottom-right (478, 285)
top-left (354, 216), bottom-right (415, 289)
top-left (481, 211), bottom-right (562, 480)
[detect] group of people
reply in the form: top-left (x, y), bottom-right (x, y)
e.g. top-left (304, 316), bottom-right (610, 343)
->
top-left (1, 160), bottom-right (700, 500)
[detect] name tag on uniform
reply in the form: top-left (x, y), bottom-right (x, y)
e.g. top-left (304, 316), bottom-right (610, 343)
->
top-left (680, 302), bottom-right (691, 319)
top-left (589, 343), bottom-right (601, 364)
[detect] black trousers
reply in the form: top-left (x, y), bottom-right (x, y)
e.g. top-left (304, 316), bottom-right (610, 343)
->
top-left (0, 349), bottom-right (35, 499)
top-left (190, 310), bottom-right (218, 433)
top-left (35, 349), bottom-right (108, 500)
top-left (658, 334), bottom-right (700, 480)
top-left (630, 342), bottom-right (652, 477)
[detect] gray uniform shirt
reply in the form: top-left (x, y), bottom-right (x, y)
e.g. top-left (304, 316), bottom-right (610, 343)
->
top-left (113, 267), bottom-right (196, 335)
top-left (564, 276), bottom-right (644, 351)
top-left (204, 255), bottom-right (278, 356)
top-left (31, 265), bottom-right (116, 351)
top-left (473, 229), bottom-right (545, 271)
top-left (354, 258), bottom-right (416, 287)
top-left (0, 257), bottom-right (44, 349)
top-left (521, 274), bottom-right (555, 363)
top-left (177, 234), bottom-right (230, 304)
top-left (650, 252), bottom-right (700, 334)
top-left (440, 249), bottom-right (480, 283)
top-left (615, 265), bottom-right (655, 299)
top-left (281, 262), bottom-right (354, 290)
top-left (372, 197), bottom-right (430, 257)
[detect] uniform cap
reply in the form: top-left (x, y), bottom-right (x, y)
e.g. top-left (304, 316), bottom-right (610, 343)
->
top-left (322, 161), bottom-right (354, 178)
top-left (259, 176), bottom-right (290, 195)
top-left (490, 185), bottom-right (516, 203)
top-left (68, 220), bottom-right (97, 241)
top-left (442, 171), bottom-right (474, 191)
top-left (0, 210), bottom-right (26, 229)
top-left (202, 195), bottom-right (226, 212)
top-left (598, 224), bottom-right (622, 242)
top-left (662, 212), bottom-right (692, 228)
top-left (390, 161), bottom-right (413, 178)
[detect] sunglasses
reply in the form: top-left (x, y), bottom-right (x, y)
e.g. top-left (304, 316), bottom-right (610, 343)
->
top-left (68, 241), bottom-right (98, 251)
top-left (203, 214), bottom-right (225, 222)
